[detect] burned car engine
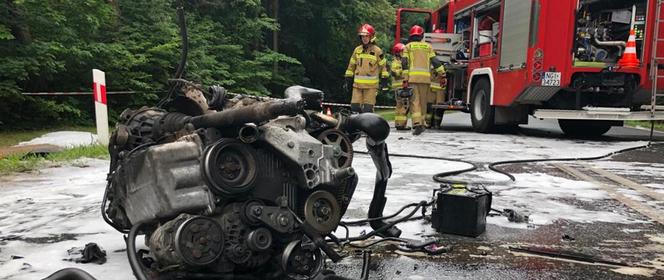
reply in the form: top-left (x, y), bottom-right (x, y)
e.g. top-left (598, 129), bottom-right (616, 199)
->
top-left (102, 85), bottom-right (394, 279)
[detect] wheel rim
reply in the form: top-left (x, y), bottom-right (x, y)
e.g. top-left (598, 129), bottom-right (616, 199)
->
top-left (473, 89), bottom-right (486, 121)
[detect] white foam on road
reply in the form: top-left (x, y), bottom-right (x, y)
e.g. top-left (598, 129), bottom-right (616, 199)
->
top-left (379, 129), bottom-right (648, 163)
top-left (349, 129), bottom-right (654, 234)
top-left (0, 127), bottom-right (660, 278)
top-left (0, 159), bottom-right (131, 280)
top-left (16, 131), bottom-right (98, 148)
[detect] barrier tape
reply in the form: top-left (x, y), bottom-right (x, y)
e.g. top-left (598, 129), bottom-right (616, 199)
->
top-left (22, 91), bottom-right (136, 96)
top-left (321, 102), bottom-right (395, 109)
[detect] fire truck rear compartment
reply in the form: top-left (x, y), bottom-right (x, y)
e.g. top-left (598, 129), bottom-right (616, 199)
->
top-left (574, 0), bottom-right (648, 65)
top-left (546, 72), bottom-right (641, 110)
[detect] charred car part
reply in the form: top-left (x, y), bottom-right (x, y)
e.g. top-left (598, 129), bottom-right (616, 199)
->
top-left (103, 83), bottom-right (395, 279)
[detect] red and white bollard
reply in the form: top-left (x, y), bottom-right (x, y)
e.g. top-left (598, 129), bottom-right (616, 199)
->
top-left (92, 69), bottom-right (109, 146)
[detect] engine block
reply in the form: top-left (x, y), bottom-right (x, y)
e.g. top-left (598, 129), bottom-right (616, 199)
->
top-left (103, 86), bottom-right (380, 279)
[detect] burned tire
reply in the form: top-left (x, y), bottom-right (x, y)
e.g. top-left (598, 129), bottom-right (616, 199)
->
top-left (558, 120), bottom-right (617, 138)
top-left (470, 78), bottom-right (495, 133)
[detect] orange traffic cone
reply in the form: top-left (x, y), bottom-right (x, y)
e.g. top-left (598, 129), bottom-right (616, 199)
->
top-left (618, 29), bottom-right (640, 69)
top-left (326, 106), bottom-right (333, 116)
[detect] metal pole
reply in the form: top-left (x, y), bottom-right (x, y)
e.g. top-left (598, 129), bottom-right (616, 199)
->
top-left (92, 69), bottom-right (110, 146)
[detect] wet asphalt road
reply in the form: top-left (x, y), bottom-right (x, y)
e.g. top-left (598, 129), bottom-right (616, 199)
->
top-left (0, 115), bottom-right (663, 279)
top-left (328, 113), bottom-right (664, 280)
top-left (442, 112), bottom-right (664, 141)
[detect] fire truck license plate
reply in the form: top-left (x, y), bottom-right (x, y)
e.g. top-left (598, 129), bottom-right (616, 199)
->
top-left (542, 72), bottom-right (561, 86)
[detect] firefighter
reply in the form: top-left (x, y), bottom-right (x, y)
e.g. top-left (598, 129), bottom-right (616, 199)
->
top-left (401, 25), bottom-right (445, 135)
top-left (427, 29), bottom-right (448, 128)
top-left (390, 43), bottom-right (409, 130)
top-left (424, 29), bottom-right (446, 128)
top-left (430, 68), bottom-right (447, 129)
top-left (344, 23), bottom-right (389, 113)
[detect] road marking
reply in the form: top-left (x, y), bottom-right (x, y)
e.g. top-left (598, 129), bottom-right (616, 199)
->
top-left (582, 163), bottom-right (664, 202)
top-left (553, 163), bottom-right (664, 225)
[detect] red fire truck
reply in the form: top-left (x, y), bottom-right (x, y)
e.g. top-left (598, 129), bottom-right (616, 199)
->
top-left (395, 0), bottom-right (664, 137)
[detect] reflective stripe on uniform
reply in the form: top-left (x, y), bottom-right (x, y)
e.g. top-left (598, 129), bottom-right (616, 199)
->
top-left (392, 82), bottom-right (403, 88)
top-left (412, 112), bottom-right (422, 118)
top-left (394, 115), bottom-right (407, 121)
top-left (434, 65), bottom-right (445, 73)
top-left (381, 71), bottom-right (389, 78)
top-left (354, 75), bottom-right (379, 84)
top-left (431, 83), bottom-right (442, 90)
top-left (358, 54), bottom-right (377, 61)
top-left (408, 42), bottom-right (430, 50)
top-left (345, 70), bottom-right (354, 77)
top-left (409, 67), bottom-right (430, 77)
top-left (379, 58), bottom-right (387, 66)
top-left (409, 71), bottom-right (431, 77)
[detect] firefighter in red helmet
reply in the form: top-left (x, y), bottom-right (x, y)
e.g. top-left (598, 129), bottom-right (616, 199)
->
top-left (344, 23), bottom-right (389, 113)
top-left (390, 43), bottom-right (410, 130)
top-left (401, 25), bottom-right (446, 135)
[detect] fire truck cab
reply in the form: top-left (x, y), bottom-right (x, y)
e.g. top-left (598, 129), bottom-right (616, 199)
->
top-left (395, 0), bottom-right (664, 137)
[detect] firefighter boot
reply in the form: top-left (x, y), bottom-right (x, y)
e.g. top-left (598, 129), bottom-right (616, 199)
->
top-left (362, 104), bottom-right (374, 113)
top-left (350, 103), bottom-right (362, 113)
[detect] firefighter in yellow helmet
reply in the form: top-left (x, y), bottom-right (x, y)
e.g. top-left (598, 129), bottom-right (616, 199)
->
top-left (390, 43), bottom-right (409, 130)
top-left (401, 25), bottom-right (445, 135)
top-left (344, 24), bottom-right (389, 113)
top-left (430, 68), bottom-right (447, 129)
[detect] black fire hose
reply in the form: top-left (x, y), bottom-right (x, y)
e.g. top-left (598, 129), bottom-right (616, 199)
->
top-left (127, 222), bottom-right (149, 280)
top-left (337, 200), bottom-right (428, 242)
top-left (488, 141), bottom-right (658, 181)
top-left (158, 4), bottom-right (189, 108)
top-left (42, 268), bottom-right (97, 280)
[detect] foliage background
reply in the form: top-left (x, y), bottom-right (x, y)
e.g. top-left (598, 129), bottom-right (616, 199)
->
top-left (0, 0), bottom-right (440, 130)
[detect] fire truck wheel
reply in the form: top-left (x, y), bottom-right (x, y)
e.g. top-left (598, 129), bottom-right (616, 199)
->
top-left (470, 78), bottom-right (495, 133)
top-left (558, 120), bottom-right (615, 138)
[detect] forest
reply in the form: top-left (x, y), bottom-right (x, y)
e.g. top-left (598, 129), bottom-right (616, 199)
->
top-left (0, 0), bottom-right (440, 129)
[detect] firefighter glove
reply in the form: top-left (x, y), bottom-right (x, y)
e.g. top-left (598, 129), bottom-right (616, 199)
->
top-left (440, 77), bottom-right (448, 88)
top-left (343, 77), bottom-right (353, 93)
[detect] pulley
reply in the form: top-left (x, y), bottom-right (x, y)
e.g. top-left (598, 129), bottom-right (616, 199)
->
top-left (202, 139), bottom-right (258, 195)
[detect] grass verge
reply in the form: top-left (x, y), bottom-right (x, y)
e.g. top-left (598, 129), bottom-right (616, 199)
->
top-left (625, 120), bottom-right (664, 132)
top-left (376, 109), bottom-right (395, 121)
top-left (0, 144), bottom-right (108, 176)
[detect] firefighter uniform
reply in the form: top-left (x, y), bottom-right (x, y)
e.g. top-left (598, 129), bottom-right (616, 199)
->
top-left (344, 25), bottom-right (389, 113)
top-left (390, 44), bottom-right (408, 129)
top-left (402, 25), bottom-right (445, 134)
top-left (430, 70), bottom-right (446, 129)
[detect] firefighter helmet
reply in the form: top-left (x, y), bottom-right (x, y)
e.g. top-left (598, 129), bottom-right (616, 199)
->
top-left (410, 25), bottom-right (425, 37)
top-left (358, 24), bottom-right (376, 37)
top-left (392, 43), bottom-right (405, 55)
